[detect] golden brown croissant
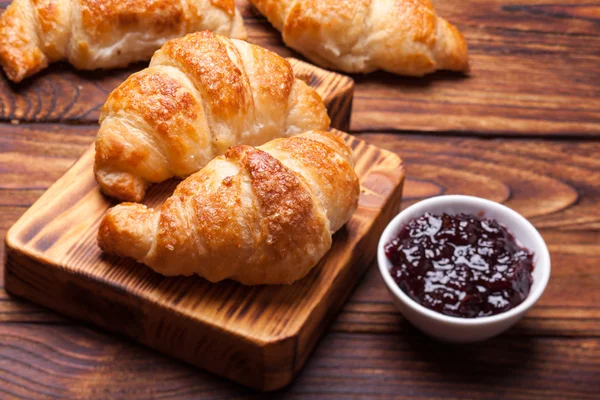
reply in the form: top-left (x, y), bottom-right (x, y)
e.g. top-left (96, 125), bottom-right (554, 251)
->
top-left (0, 0), bottom-right (246, 82)
top-left (98, 130), bottom-right (359, 285)
top-left (250, 0), bottom-right (468, 76)
top-left (94, 31), bottom-right (331, 203)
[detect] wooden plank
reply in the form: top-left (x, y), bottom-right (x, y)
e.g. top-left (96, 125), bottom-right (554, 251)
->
top-left (1, 324), bottom-right (598, 399)
top-left (349, 0), bottom-right (600, 135)
top-left (0, 0), bottom-right (598, 136)
top-left (359, 133), bottom-right (600, 230)
top-left (330, 264), bottom-right (600, 337)
top-left (2, 124), bottom-right (600, 336)
top-left (4, 260), bottom-right (599, 336)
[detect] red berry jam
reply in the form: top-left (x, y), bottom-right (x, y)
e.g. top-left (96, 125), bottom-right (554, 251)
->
top-left (385, 213), bottom-right (534, 318)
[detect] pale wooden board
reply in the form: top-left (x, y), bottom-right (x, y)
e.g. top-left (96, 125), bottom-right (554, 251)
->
top-left (4, 131), bottom-right (404, 390)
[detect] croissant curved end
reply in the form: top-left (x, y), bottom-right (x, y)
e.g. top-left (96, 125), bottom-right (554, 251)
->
top-left (231, 9), bottom-right (248, 40)
top-left (98, 203), bottom-right (157, 263)
top-left (95, 167), bottom-right (149, 203)
top-left (0, 1), bottom-right (48, 82)
top-left (435, 18), bottom-right (470, 73)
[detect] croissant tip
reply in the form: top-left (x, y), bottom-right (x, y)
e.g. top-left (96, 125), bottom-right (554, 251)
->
top-left (433, 18), bottom-right (470, 76)
top-left (94, 168), bottom-right (148, 203)
top-left (97, 209), bottom-right (121, 255)
top-left (0, 50), bottom-right (39, 83)
top-left (3, 70), bottom-right (20, 83)
top-left (462, 61), bottom-right (471, 75)
top-left (97, 203), bottom-right (156, 261)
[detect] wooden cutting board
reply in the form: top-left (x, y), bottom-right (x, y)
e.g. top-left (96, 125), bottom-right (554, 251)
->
top-left (4, 60), bottom-right (405, 391)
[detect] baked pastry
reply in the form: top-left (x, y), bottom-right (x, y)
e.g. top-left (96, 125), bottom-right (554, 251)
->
top-left (0, 0), bottom-right (246, 82)
top-left (98, 130), bottom-right (360, 285)
top-left (250, 0), bottom-right (468, 76)
top-left (95, 31), bottom-right (330, 203)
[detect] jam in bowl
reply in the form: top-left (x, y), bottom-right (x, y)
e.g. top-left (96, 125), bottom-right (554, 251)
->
top-left (384, 212), bottom-right (534, 318)
top-left (377, 195), bottom-right (551, 343)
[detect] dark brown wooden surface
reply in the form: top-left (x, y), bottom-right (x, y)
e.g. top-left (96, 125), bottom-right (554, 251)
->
top-left (1, 0), bottom-right (600, 398)
top-left (0, 0), bottom-right (599, 136)
top-left (2, 125), bottom-right (600, 399)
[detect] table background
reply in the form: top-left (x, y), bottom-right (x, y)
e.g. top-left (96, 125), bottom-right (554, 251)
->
top-left (1, 0), bottom-right (599, 398)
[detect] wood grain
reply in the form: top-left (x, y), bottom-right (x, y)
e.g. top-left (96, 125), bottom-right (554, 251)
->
top-left (0, 0), bottom-right (598, 136)
top-left (1, 324), bottom-right (598, 399)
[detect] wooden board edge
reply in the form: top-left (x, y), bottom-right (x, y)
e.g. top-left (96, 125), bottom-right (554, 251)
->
top-left (4, 247), bottom-right (292, 389)
top-left (3, 143), bottom-right (97, 257)
top-left (258, 136), bottom-right (406, 389)
top-left (290, 144), bottom-right (406, 385)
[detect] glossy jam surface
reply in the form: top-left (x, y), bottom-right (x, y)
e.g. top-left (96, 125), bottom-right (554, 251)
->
top-left (385, 213), bottom-right (534, 318)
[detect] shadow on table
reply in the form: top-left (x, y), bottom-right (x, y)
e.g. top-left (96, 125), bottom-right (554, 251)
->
top-left (1, 61), bottom-right (147, 91)
top-left (352, 69), bottom-right (470, 89)
top-left (400, 323), bottom-right (538, 384)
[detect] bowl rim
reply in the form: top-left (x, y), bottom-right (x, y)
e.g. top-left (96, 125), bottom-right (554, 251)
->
top-left (377, 195), bottom-right (551, 326)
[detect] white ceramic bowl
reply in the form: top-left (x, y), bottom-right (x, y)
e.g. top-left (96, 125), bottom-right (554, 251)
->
top-left (377, 195), bottom-right (551, 343)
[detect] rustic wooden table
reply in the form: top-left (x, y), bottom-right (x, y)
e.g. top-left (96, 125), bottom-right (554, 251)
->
top-left (1, 1), bottom-right (599, 398)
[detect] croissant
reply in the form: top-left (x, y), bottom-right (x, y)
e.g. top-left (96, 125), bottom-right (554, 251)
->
top-left (250, 0), bottom-right (468, 76)
top-left (0, 0), bottom-right (246, 82)
top-left (98, 130), bottom-right (359, 285)
top-left (94, 31), bottom-right (331, 203)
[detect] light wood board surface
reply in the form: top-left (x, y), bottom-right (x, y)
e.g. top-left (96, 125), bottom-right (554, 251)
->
top-left (5, 130), bottom-right (405, 390)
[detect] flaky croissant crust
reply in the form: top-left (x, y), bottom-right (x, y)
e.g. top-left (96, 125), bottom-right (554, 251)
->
top-left (94, 31), bottom-right (330, 203)
top-left (0, 0), bottom-right (246, 82)
top-left (98, 130), bottom-right (360, 285)
top-left (251, 0), bottom-right (468, 76)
